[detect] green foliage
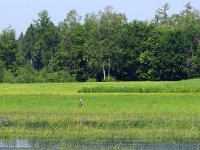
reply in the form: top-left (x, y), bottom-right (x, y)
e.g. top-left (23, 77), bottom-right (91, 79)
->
top-left (138, 29), bottom-right (190, 81)
top-left (0, 60), bottom-right (5, 83)
top-left (22, 10), bottom-right (59, 70)
top-left (85, 6), bottom-right (127, 80)
top-left (2, 70), bottom-right (16, 83)
top-left (46, 70), bottom-right (76, 83)
top-left (2, 65), bottom-right (46, 83)
top-left (102, 76), bottom-right (117, 82)
top-left (53, 10), bottom-right (88, 82)
top-left (191, 43), bottom-right (200, 77)
top-left (16, 63), bottom-right (35, 83)
top-left (1, 4), bottom-right (200, 82)
top-left (153, 3), bottom-right (170, 24)
top-left (0, 27), bottom-right (17, 72)
top-left (86, 78), bottom-right (97, 82)
top-left (1, 64), bottom-right (76, 83)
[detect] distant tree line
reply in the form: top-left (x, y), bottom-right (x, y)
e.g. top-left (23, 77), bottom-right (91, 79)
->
top-left (0, 3), bottom-right (200, 83)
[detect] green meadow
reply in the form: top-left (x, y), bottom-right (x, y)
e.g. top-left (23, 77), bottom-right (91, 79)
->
top-left (0, 79), bottom-right (200, 143)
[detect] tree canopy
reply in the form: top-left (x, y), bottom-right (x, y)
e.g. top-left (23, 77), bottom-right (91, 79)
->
top-left (0, 3), bottom-right (200, 83)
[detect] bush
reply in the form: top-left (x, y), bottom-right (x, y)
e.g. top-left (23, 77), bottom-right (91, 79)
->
top-left (0, 61), bottom-right (5, 83)
top-left (3, 70), bottom-right (17, 83)
top-left (47, 71), bottom-right (76, 83)
top-left (102, 76), bottom-right (117, 82)
top-left (33, 72), bottom-right (46, 83)
top-left (33, 69), bottom-right (47, 83)
top-left (2, 62), bottom-right (77, 83)
top-left (16, 70), bottom-right (34, 83)
top-left (86, 78), bottom-right (97, 82)
top-left (16, 63), bottom-right (35, 83)
top-left (15, 63), bottom-right (49, 83)
top-left (15, 62), bottom-right (46, 83)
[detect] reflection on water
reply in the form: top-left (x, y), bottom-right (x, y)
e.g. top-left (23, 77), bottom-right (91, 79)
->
top-left (0, 139), bottom-right (199, 150)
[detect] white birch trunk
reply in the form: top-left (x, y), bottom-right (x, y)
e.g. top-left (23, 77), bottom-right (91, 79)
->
top-left (108, 57), bottom-right (111, 78)
top-left (103, 65), bottom-right (106, 80)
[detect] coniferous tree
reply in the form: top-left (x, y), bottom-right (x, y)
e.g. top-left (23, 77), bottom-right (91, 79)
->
top-left (153, 3), bottom-right (170, 24)
top-left (23, 10), bottom-right (59, 70)
top-left (0, 27), bottom-right (17, 73)
top-left (52, 10), bottom-right (87, 81)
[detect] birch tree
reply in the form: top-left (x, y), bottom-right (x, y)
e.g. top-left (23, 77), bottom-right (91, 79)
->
top-left (86, 6), bottom-right (127, 80)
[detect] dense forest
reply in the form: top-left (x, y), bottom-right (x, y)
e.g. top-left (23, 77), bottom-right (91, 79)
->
top-left (0, 3), bottom-right (200, 83)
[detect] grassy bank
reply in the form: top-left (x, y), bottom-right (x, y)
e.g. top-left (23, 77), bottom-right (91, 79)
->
top-left (0, 79), bottom-right (200, 143)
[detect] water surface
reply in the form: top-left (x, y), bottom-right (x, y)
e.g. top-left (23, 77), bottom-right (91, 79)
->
top-left (0, 139), bottom-right (199, 149)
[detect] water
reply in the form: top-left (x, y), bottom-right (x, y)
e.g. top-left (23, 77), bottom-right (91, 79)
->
top-left (0, 139), bottom-right (199, 149)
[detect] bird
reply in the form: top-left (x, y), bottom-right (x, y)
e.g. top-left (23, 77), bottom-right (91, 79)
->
top-left (79, 96), bottom-right (83, 107)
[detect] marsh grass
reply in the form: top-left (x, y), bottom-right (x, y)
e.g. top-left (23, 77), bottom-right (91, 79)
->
top-left (78, 79), bottom-right (200, 93)
top-left (0, 79), bottom-right (200, 143)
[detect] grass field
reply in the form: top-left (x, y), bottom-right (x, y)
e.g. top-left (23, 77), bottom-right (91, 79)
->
top-left (0, 79), bottom-right (200, 143)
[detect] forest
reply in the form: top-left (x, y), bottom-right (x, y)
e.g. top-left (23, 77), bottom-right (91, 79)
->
top-left (0, 2), bottom-right (200, 83)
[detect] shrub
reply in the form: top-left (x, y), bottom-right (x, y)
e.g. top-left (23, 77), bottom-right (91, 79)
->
top-left (15, 63), bottom-right (47, 83)
top-left (47, 71), bottom-right (76, 83)
top-left (16, 65), bottom-right (35, 83)
top-left (33, 69), bottom-right (47, 83)
top-left (33, 72), bottom-right (46, 83)
top-left (86, 78), bottom-right (97, 82)
top-left (102, 76), bottom-right (117, 82)
top-left (3, 70), bottom-right (17, 83)
top-left (0, 60), bottom-right (5, 83)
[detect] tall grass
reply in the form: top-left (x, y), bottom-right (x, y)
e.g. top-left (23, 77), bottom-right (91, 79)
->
top-left (78, 85), bottom-right (200, 93)
top-left (0, 79), bottom-right (200, 143)
top-left (78, 79), bottom-right (200, 93)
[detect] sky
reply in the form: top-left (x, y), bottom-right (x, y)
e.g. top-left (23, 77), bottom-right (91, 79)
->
top-left (0, 0), bottom-right (199, 36)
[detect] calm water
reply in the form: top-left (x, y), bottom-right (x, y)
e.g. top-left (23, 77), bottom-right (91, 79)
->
top-left (0, 140), bottom-right (199, 150)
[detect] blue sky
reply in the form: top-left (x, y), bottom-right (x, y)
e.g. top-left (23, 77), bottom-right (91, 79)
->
top-left (0, 0), bottom-right (199, 36)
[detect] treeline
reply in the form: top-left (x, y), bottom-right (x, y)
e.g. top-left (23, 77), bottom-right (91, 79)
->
top-left (0, 3), bottom-right (200, 83)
